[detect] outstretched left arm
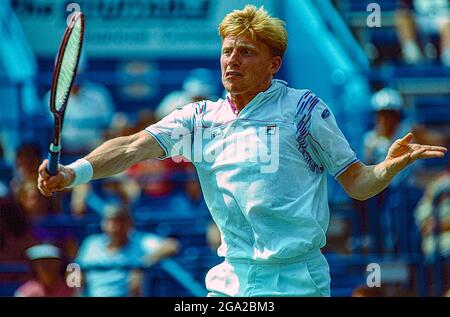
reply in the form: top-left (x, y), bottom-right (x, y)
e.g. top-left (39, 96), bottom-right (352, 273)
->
top-left (338, 133), bottom-right (447, 201)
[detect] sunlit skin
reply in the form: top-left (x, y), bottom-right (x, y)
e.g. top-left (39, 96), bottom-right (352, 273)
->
top-left (221, 34), bottom-right (282, 111)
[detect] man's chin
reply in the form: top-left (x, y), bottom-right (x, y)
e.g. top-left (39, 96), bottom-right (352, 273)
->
top-left (223, 84), bottom-right (244, 95)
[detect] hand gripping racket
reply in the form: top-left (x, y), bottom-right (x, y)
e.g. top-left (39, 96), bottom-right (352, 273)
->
top-left (47, 12), bottom-right (85, 176)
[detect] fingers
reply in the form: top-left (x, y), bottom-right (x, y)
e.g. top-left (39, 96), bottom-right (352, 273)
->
top-left (410, 148), bottom-right (426, 162)
top-left (411, 149), bottom-right (446, 162)
top-left (410, 144), bottom-right (448, 154)
top-left (38, 159), bottom-right (50, 181)
top-left (37, 159), bottom-right (66, 197)
top-left (397, 133), bottom-right (414, 145)
top-left (37, 159), bottom-right (51, 196)
top-left (416, 145), bottom-right (448, 152)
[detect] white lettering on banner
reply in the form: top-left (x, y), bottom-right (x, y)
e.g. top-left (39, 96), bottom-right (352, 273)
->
top-left (12, 0), bottom-right (277, 57)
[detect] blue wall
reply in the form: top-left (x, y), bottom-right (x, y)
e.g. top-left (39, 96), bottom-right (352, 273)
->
top-left (282, 0), bottom-right (371, 156)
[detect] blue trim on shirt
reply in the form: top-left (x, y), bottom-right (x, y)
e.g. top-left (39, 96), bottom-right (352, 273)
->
top-left (334, 158), bottom-right (359, 178)
top-left (144, 129), bottom-right (168, 159)
top-left (295, 91), bottom-right (323, 174)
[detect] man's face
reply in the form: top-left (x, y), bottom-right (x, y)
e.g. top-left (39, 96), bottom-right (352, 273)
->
top-left (103, 216), bottom-right (131, 241)
top-left (221, 34), bottom-right (281, 97)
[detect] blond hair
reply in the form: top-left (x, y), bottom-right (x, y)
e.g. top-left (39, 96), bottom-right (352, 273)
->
top-left (218, 5), bottom-right (288, 58)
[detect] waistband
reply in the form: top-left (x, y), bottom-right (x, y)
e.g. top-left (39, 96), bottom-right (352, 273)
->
top-left (225, 248), bottom-right (322, 266)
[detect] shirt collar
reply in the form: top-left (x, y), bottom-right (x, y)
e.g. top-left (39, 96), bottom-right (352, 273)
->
top-left (226, 79), bottom-right (287, 114)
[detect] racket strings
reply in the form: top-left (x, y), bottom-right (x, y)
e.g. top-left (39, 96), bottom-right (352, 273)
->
top-left (55, 18), bottom-right (83, 110)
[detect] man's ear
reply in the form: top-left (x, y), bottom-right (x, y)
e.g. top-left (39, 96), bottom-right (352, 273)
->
top-left (270, 56), bottom-right (283, 75)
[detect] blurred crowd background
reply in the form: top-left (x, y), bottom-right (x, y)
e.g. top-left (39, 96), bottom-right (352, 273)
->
top-left (0, 0), bottom-right (449, 297)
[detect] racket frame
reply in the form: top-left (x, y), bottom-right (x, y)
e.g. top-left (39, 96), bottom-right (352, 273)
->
top-left (48, 12), bottom-right (85, 175)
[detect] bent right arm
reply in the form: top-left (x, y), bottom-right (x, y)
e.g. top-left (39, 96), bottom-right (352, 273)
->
top-left (38, 131), bottom-right (165, 196)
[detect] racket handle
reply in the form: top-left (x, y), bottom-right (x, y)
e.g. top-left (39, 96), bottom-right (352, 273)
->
top-left (47, 143), bottom-right (61, 176)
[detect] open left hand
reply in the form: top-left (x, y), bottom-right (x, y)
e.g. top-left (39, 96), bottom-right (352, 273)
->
top-left (384, 133), bottom-right (447, 177)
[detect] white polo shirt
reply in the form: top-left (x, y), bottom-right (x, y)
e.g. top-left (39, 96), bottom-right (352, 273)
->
top-left (146, 80), bottom-right (358, 262)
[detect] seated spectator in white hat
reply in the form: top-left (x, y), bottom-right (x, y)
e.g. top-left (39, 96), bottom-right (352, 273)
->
top-left (364, 88), bottom-right (445, 185)
top-left (364, 88), bottom-right (410, 168)
top-left (14, 243), bottom-right (75, 297)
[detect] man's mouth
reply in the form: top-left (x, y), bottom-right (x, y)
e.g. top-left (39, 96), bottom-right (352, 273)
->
top-left (226, 71), bottom-right (243, 78)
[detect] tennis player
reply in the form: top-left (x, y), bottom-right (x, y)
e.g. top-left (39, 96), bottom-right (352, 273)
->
top-left (38, 6), bottom-right (447, 296)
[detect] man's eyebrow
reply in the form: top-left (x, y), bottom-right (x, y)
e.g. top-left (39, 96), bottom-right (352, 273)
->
top-left (222, 44), bottom-right (257, 50)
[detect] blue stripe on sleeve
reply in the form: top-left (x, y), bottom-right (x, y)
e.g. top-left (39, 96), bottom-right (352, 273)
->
top-left (295, 91), bottom-right (323, 175)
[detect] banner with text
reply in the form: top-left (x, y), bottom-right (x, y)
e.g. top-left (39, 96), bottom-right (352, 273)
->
top-left (12, 0), bottom-right (277, 58)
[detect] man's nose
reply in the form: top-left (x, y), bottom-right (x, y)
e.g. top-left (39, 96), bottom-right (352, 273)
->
top-left (227, 50), bottom-right (241, 66)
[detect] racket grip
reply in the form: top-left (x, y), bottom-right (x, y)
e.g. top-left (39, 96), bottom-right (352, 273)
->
top-left (47, 144), bottom-right (61, 176)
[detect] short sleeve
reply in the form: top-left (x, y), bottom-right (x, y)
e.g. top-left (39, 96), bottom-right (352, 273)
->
top-left (145, 102), bottom-right (197, 159)
top-left (295, 91), bottom-right (359, 178)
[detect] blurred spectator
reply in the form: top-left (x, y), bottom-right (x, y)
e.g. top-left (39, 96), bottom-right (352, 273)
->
top-left (359, 87), bottom-right (445, 253)
top-left (10, 143), bottom-right (56, 220)
top-left (11, 182), bottom-right (79, 259)
top-left (0, 198), bottom-right (37, 263)
top-left (14, 244), bottom-right (75, 297)
top-left (414, 155), bottom-right (450, 259)
top-left (75, 204), bottom-right (179, 297)
top-left (105, 112), bottom-right (135, 140)
top-left (10, 143), bottom-right (42, 194)
top-left (43, 53), bottom-right (116, 155)
top-left (16, 181), bottom-right (52, 220)
top-left (155, 68), bottom-right (219, 119)
top-left (364, 88), bottom-right (445, 177)
top-left (364, 89), bottom-right (409, 167)
top-left (363, 88), bottom-right (414, 190)
top-left (6, 143), bottom-right (78, 257)
top-left (396, 0), bottom-right (450, 66)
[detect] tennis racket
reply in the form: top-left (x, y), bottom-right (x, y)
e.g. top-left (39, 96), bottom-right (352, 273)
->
top-left (47, 12), bottom-right (85, 176)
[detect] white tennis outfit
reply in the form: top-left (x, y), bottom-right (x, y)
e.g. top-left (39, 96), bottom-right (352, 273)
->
top-left (146, 80), bottom-right (358, 296)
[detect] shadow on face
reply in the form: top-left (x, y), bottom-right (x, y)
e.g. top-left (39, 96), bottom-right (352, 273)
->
top-left (31, 258), bottom-right (63, 287)
top-left (102, 216), bottom-right (132, 242)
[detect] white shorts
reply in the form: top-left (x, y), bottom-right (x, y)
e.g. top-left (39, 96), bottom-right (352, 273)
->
top-left (205, 249), bottom-right (330, 297)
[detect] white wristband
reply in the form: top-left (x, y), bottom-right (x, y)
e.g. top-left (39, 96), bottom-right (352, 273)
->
top-left (66, 159), bottom-right (93, 188)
